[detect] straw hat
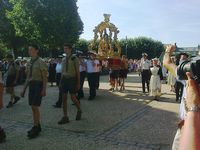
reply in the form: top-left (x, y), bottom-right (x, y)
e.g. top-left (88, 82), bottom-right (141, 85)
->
top-left (88, 51), bottom-right (97, 55)
top-left (142, 53), bottom-right (148, 56)
top-left (152, 57), bottom-right (158, 61)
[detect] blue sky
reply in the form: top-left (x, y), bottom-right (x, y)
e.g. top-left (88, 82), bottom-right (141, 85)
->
top-left (77, 0), bottom-right (200, 47)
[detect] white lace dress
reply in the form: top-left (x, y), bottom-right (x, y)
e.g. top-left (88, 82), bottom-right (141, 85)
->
top-left (149, 66), bottom-right (161, 97)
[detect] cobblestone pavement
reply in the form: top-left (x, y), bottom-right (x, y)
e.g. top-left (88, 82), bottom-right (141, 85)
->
top-left (0, 73), bottom-right (179, 150)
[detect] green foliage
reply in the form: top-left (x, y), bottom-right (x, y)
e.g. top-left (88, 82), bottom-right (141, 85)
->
top-left (7, 0), bottom-right (83, 50)
top-left (7, 0), bottom-right (40, 44)
top-left (0, 0), bottom-right (25, 52)
top-left (72, 37), bottom-right (164, 59)
top-left (120, 37), bottom-right (164, 59)
top-left (0, 42), bottom-right (8, 59)
top-left (74, 39), bottom-right (90, 54)
top-left (0, 0), bottom-right (163, 59)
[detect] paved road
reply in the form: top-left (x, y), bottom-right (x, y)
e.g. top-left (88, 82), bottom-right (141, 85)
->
top-left (0, 73), bottom-right (179, 150)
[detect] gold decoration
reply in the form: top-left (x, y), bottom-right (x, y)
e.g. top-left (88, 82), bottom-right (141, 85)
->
top-left (89, 14), bottom-right (121, 59)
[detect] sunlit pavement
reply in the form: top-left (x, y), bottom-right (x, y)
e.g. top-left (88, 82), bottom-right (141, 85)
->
top-left (0, 73), bottom-right (179, 150)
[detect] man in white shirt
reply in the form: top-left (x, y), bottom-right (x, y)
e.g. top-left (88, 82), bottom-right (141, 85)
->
top-left (53, 57), bottom-right (62, 108)
top-left (77, 55), bottom-right (87, 100)
top-left (86, 52), bottom-right (99, 100)
top-left (140, 53), bottom-right (151, 93)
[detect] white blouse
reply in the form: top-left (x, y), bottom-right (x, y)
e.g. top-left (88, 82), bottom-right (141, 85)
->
top-left (140, 58), bottom-right (151, 70)
top-left (56, 63), bottom-right (62, 74)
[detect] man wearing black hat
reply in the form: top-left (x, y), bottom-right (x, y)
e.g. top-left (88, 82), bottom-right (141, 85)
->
top-left (140, 53), bottom-right (151, 93)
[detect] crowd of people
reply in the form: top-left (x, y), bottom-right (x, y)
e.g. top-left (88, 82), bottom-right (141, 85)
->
top-left (0, 43), bottom-right (135, 139)
top-left (0, 44), bottom-right (200, 150)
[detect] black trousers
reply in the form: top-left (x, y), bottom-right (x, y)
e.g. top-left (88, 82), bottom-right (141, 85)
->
top-left (55, 73), bottom-right (62, 106)
top-left (87, 73), bottom-right (97, 98)
top-left (175, 81), bottom-right (184, 102)
top-left (78, 71), bottom-right (86, 98)
top-left (95, 72), bottom-right (100, 89)
top-left (141, 70), bottom-right (150, 93)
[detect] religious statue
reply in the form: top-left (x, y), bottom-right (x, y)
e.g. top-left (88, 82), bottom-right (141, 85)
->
top-left (89, 14), bottom-right (121, 59)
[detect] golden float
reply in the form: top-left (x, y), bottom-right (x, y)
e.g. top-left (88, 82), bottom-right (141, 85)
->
top-left (89, 14), bottom-right (122, 69)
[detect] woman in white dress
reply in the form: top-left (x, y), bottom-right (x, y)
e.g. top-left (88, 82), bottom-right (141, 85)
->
top-left (149, 58), bottom-right (163, 100)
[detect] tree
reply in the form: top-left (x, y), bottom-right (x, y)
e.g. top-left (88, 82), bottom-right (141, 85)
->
top-left (120, 37), bottom-right (164, 59)
top-left (74, 39), bottom-right (89, 54)
top-left (0, 42), bottom-right (8, 59)
top-left (0, 0), bottom-right (25, 57)
top-left (7, 0), bottom-right (83, 54)
top-left (73, 37), bottom-right (164, 59)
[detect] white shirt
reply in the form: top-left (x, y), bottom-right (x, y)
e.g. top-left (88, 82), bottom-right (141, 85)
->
top-left (176, 69), bottom-right (187, 120)
top-left (86, 59), bottom-right (97, 73)
top-left (140, 58), bottom-right (151, 70)
top-left (79, 59), bottom-right (87, 72)
top-left (56, 63), bottom-right (62, 73)
top-left (94, 60), bottom-right (100, 73)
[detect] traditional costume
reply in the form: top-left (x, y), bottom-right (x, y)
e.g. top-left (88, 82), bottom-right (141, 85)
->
top-left (149, 58), bottom-right (163, 100)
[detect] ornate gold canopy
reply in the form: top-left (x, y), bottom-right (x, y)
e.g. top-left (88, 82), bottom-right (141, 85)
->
top-left (89, 14), bottom-right (121, 59)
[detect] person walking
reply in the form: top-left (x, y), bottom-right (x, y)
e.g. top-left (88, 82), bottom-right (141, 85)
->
top-left (109, 68), bottom-right (120, 92)
top-left (77, 55), bottom-right (87, 100)
top-left (21, 44), bottom-right (48, 139)
top-left (5, 54), bottom-right (20, 108)
top-left (48, 59), bottom-right (56, 87)
top-left (53, 57), bottom-right (63, 108)
top-left (86, 52), bottom-right (99, 100)
top-left (95, 58), bottom-right (101, 90)
top-left (140, 53), bottom-right (151, 93)
top-left (119, 55), bottom-right (128, 91)
top-left (58, 43), bottom-right (82, 124)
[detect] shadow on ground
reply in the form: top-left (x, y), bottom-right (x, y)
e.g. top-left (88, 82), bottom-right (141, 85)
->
top-left (0, 73), bottom-right (179, 150)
